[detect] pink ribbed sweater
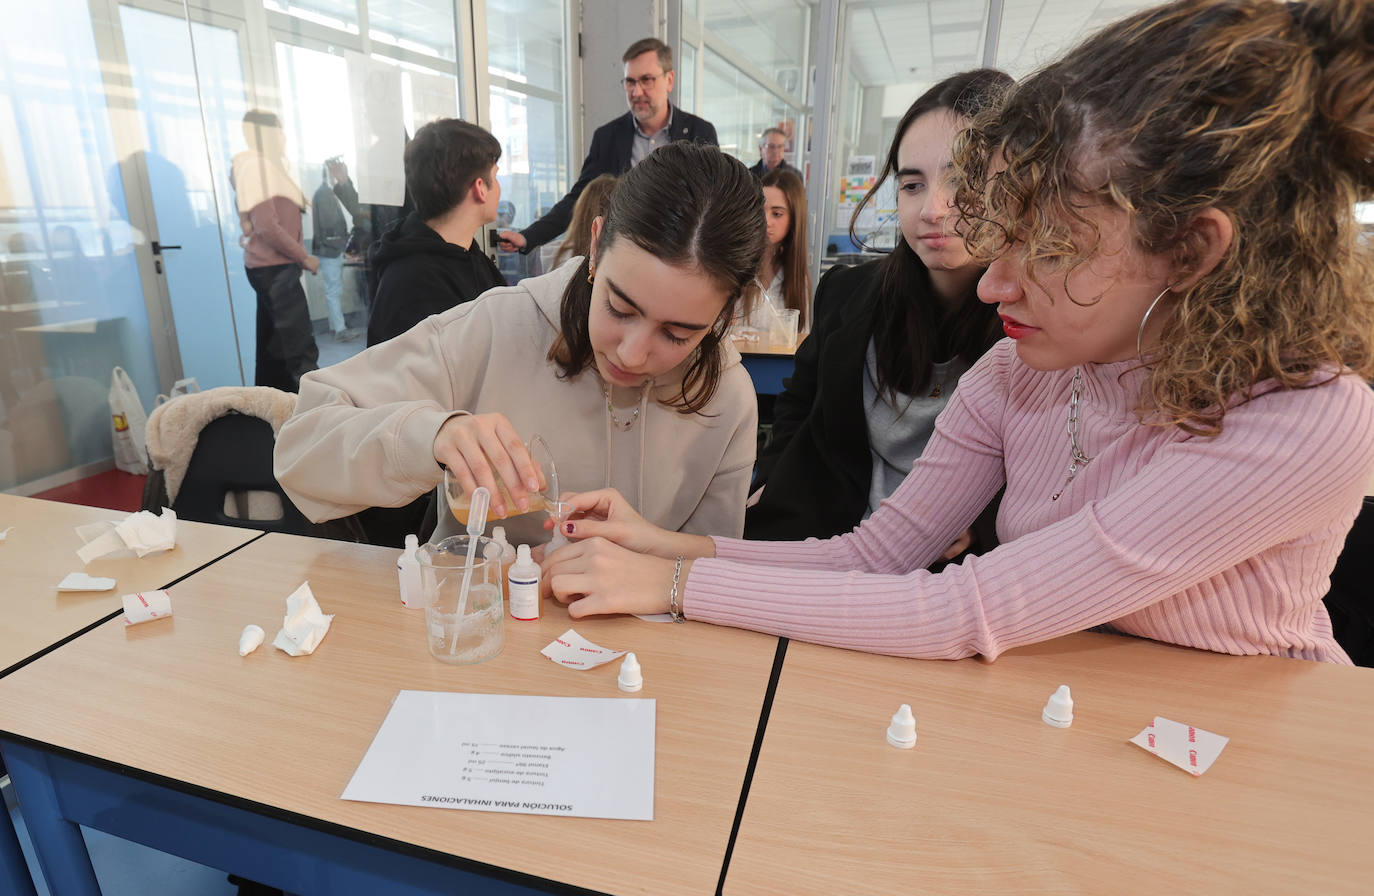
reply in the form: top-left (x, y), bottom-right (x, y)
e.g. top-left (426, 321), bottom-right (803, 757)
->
top-left (688, 339), bottom-right (1374, 663)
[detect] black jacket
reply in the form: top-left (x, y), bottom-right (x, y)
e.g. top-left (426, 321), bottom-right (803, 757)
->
top-left (519, 106), bottom-right (718, 251)
top-left (746, 263), bottom-right (880, 540)
top-left (745, 261), bottom-right (1001, 552)
top-left (748, 159), bottom-right (801, 179)
top-left (366, 212), bottom-right (506, 347)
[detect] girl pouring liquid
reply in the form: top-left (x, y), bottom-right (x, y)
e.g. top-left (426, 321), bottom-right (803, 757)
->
top-left (275, 142), bottom-right (766, 546)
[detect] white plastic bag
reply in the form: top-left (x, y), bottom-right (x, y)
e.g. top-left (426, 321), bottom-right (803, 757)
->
top-left (109, 366), bottom-right (150, 475)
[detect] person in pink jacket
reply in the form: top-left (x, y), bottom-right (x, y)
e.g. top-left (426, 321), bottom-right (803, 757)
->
top-left (540, 0), bottom-right (1374, 664)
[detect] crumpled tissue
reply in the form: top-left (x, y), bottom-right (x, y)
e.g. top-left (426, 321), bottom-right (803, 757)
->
top-left (76, 508), bottom-right (178, 564)
top-left (272, 582), bottom-right (333, 656)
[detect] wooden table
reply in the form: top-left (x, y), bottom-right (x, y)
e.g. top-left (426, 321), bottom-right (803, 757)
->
top-left (0, 494), bottom-right (261, 675)
top-left (0, 533), bottom-right (781, 895)
top-left (0, 494), bottom-right (261, 896)
top-left (724, 634), bottom-right (1374, 894)
top-left (732, 334), bottom-right (799, 395)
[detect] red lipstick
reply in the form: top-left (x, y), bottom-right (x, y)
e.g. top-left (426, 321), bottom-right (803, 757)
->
top-left (999, 315), bottom-right (1036, 340)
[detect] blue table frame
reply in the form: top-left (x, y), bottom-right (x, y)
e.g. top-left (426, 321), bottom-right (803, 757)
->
top-left (739, 353), bottom-right (795, 396)
top-left (2, 772), bottom-right (37, 896)
top-left (1, 737), bottom-right (574, 896)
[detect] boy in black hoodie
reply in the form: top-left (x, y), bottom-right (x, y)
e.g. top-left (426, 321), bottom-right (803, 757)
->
top-left (365, 118), bottom-right (506, 347)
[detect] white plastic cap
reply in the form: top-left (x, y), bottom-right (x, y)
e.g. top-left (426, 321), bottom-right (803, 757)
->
top-left (618, 652), bottom-right (643, 692)
top-left (492, 526), bottom-right (508, 545)
top-left (886, 703), bottom-right (917, 748)
top-left (516, 543), bottom-right (532, 562)
top-left (404, 533), bottom-right (418, 549)
top-left (1042, 684), bottom-right (1074, 727)
top-left (238, 624), bottom-right (265, 657)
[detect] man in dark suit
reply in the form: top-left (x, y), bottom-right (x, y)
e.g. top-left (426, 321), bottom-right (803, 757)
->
top-left (748, 127), bottom-right (801, 179)
top-left (496, 38), bottom-right (718, 255)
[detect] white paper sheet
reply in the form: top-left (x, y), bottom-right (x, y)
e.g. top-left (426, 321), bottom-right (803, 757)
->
top-left (342, 691), bottom-right (655, 820)
top-left (346, 51), bottom-right (406, 206)
top-left (540, 629), bottom-right (626, 669)
top-left (1128, 716), bottom-right (1229, 776)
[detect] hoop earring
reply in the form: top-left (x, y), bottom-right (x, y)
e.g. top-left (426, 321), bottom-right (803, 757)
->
top-left (587, 268), bottom-right (595, 285)
top-left (1137, 286), bottom-right (1172, 361)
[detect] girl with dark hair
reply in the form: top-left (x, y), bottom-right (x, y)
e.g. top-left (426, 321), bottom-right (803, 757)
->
top-left (747, 167), bottom-right (811, 332)
top-left (542, 0), bottom-right (1374, 664)
top-left (746, 69), bottom-right (1009, 546)
top-left (276, 142), bottom-right (766, 543)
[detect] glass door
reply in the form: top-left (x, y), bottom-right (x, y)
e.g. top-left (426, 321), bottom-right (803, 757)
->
top-left (117, 2), bottom-right (255, 389)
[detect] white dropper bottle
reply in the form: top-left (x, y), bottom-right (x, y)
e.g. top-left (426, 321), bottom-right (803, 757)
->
top-left (508, 544), bottom-right (540, 620)
top-left (397, 534), bottom-right (424, 608)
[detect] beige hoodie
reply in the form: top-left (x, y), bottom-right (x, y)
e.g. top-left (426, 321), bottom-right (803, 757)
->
top-left (274, 259), bottom-right (757, 542)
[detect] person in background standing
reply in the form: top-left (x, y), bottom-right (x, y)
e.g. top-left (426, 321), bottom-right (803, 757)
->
top-left (231, 109), bottom-right (318, 393)
top-left (749, 127), bottom-right (800, 179)
top-left (496, 38), bottom-right (717, 256)
top-left (311, 160), bottom-right (363, 342)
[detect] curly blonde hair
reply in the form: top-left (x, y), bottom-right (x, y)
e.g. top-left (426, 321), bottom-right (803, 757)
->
top-left (955, 0), bottom-right (1374, 436)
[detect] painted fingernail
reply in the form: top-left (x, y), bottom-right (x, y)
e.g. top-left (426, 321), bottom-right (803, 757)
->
top-left (564, 522), bottom-right (575, 534)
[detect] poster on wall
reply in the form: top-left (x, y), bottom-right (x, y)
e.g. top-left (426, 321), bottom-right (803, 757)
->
top-left (346, 51), bottom-right (406, 207)
top-left (408, 70), bottom-right (459, 133)
top-left (835, 154), bottom-right (877, 233)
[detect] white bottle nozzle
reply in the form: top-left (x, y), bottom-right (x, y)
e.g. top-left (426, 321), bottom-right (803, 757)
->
top-left (1042, 684), bottom-right (1074, 727)
top-left (492, 526), bottom-right (508, 546)
top-left (238, 624), bottom-right (265, 656)
top-left (886, 703), bottom-right (917, 749)
top-left (618, 652), bottom-right (643, 692)
top-left (404, 533), bottom-right (418, 550)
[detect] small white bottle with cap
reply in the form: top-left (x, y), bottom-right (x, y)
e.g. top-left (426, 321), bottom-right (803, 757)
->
top-left (618, 652), bottom-right (643, 692)
top-left (1042, 684), bottom-right (1074, 728)
top-left (886, 703), bottom-right (917, 749)
top-left (397, 534), bottom-right (425, 608)
top-left (508, 543), bottom-right (540, 620)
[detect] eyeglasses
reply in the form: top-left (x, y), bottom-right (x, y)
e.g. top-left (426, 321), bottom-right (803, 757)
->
top-left (622, 74), bottom-right (663, 91)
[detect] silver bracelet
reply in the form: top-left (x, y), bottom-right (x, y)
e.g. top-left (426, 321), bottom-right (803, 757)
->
top-left (667, 555), bottom-right (685, 623)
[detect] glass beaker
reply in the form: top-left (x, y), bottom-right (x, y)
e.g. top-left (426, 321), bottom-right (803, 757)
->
top-left (418, 535), bottom-right (504, 664)
top-left (443, 434), bottom-right (560, 545)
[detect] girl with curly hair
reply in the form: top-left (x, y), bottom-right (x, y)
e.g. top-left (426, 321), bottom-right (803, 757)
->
top-left (540, 0), bottom-right (1374, 664)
